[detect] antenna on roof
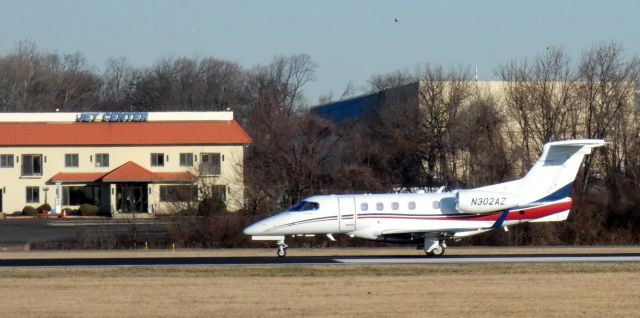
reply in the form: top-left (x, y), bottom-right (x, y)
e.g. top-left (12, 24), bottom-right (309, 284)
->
top-left (475, 65), bottom-right (478, 81)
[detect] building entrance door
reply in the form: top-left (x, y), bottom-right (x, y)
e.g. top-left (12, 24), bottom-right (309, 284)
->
top-left (116, 183), bottom-right (148, 213)
top-left (0, 190), bottom-right (3, 213)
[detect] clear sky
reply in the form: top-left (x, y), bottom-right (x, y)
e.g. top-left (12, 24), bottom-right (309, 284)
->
top-left (1, 0), bottom-right (638, 104)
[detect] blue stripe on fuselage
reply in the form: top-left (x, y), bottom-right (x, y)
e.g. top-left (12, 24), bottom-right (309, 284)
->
top-left (535, 182), bottom-right (573, 203)
top-left (492, 209), bottom-right (510, 229)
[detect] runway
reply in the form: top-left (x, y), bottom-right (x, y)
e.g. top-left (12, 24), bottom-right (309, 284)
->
top-left (2, 252), bottom-right (640, 268)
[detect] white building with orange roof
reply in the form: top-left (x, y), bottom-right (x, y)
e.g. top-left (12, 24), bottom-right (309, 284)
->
top-left (0, 111), bottom-right (251, 215)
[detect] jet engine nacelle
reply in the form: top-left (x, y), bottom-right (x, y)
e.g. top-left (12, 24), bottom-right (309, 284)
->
top-left (456, 190), bottom-right (518, 214)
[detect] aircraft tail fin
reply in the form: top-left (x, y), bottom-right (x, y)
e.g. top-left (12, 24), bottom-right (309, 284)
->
top-left (516, 139), bottom-right (606, 204)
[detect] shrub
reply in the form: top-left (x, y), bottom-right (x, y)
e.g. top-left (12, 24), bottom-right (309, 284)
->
top-left (78, 204), bottom-right (98, 216)
top-left (37, 203), bottom-right (52, 214)
top-left (197, 198), bottom-right (227, 216)
top-left (22, 206), bottom-right (38, 216)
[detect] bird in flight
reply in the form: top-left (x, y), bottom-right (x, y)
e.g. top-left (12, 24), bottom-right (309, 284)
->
top-left (394, 18), bottom-right (399, 23)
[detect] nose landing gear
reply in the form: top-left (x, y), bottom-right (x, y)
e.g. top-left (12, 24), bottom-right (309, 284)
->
top-left (276, 240), bottom-right (288, 258)
top-left (424, 238), bottom-right (446, 256)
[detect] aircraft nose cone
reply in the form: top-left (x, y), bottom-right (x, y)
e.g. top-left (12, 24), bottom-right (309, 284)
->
top-left (243, 223), bottom-right (262, 236)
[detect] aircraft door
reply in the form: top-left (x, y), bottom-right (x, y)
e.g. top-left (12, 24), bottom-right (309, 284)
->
top-left (338, 196), bottom-right (356, 232)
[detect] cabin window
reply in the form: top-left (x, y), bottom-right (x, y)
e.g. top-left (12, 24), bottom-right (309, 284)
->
top-left (360, 203), bottom-right (368, 211)
top-left (288, 200), bottom-right (319, 211)
top-left (432, 201), bottom-right (441, 209)
top-left (408, 201), bottom-right (416, 210)
top-left (391, 202), bottom-right (399, 210)
top-left (376, 202), bottom-right (383, 211)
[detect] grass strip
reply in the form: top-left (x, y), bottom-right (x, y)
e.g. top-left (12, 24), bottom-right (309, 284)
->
top-left (1, 262), bottom-right (640, 279)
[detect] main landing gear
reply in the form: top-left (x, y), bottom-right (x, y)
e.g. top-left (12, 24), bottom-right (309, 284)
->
top-left (423, 238), bottom-right (446, 256)
top-left (276, 240), bottom-right (288, 258)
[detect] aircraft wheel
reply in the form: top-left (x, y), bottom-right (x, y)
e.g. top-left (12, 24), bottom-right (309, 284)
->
top-left (430, 244), bottom-right (445, 256)
top-left (276, 240), bottom-right (288, 258)
top-left (277, 247), bottom-right (287, 258)
top-left (423, 239), bottom-right (446, 256)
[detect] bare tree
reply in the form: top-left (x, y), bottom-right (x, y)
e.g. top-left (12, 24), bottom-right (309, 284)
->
top-left (575, 42), bottom-right (640, 192)
top-left (244, 115), bottom-right (338, 212)
top-left (101, 57), bottom-right (134, 108)
top-left (244, 54), bottom-right (316, 118)
top-left (127, 57), bottom-right (247, 112)
top-left (416, 64), bottom-right (473, 187)
top-left (498, 47), bottom-right (578, 170)
top-left (368, 70), bottom-right (415, 92)
top-left (316, 81), bottom-right (357, 105)
top-left (374, 83), bottom-right (423, 189)
top-left (0, 42), bottom-right (102, 112)
top-left (452, 95), bottom-right (512, 187)
top-left (0, 41), bottom-right (44, 112)
top-left (241, 54), bottom-right (328, 212)
top-left (47, 52), bottom-right (102, 111)
top-left (197, 57), bottom-right (247, 111)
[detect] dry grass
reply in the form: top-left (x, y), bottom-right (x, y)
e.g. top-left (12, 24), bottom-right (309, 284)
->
top-left (0, 263), bottom-right (639, 317)
top-left (2, 245), bottom-right (640, 259)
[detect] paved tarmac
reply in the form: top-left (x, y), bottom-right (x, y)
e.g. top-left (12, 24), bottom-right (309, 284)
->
top-left (0, 219), bottom-right (171, 244)
top-left (1, 252), bottom-right (640, 268)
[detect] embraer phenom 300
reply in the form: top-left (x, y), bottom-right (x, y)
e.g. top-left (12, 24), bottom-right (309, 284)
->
top-left (244, 140), bottom-right (606, 257)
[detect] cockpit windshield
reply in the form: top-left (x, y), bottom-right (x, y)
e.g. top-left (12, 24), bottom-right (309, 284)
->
top-left (287, 200), bottom-right (320, 212)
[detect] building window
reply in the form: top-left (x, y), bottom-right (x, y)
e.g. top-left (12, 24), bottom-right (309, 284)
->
top-left (0, 154), bottom-right (14, 168)
top-left (63, 186), bottom-right (101, 206)
top-left (180, 153), bottom-right (193, 167)
top-left (65, 154), bottom-right (79, 168)
top-left (21, 155), bottom-right (43, 176)
top-left (95, 153), bottom-right (109, 167)
top-left (160, 185), bottom-right (197, 202)
top-left (200, 153), bottom-right (221, 175)
top-left (212, 185), bottom-right (227, 202)
top-left (360, 202), bottom-right (368, 211)
top-left (408, 201), bottom-right (416, 210)
top-left (151, 153), bottom-right (164, 167)
top-left (391, 202), bottom-right (399, 210)
top-left (26, 186), bottom-right (39, 203)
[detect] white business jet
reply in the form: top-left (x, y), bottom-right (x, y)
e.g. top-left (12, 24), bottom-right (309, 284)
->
top-left (244, 140), bottom-right (606, 257)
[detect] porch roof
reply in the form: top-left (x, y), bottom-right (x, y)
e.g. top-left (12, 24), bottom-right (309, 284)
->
top-left (49, 161), bottom-right (197, 183)
top-left (102, 161), bottom-right (156, 182)
top-left (50, 172), bottom-right (105, 183)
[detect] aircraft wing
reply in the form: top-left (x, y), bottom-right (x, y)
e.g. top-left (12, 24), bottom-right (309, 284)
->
top-left (380, 209), bottom-right (510, 236)
top-left (381, 228), bottom-right (476, 236)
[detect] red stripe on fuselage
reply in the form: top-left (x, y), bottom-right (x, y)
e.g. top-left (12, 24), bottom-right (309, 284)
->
top-left (505, 199), bottom-right (572, 221)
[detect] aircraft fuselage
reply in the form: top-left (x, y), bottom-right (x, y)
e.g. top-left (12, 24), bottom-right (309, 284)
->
top-left (244, 192), bottom-right (571, 241)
